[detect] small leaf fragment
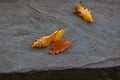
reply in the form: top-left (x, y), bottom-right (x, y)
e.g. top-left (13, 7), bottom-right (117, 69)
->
top-left (74, 3), bottom-right (94, 22)
top-left (54, 28), bottom-right (67, 41)
top-left (49, 40), bottom-right (72, 54)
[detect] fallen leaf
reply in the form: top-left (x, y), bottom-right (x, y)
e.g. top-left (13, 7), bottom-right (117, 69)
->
top-left (74, 3), bottom-right (94, 22)
top-left (31, 28), bottom-right (66, 48)
top-left (49, 40), bottom-right (72, 54)
top-left (54, 28), bottom-right (67, 41)
top-left (31, 31), bottom-right (58, 48)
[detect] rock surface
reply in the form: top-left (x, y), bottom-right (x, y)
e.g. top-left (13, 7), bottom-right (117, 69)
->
top-left (0, 0), bottom-right (120, 73)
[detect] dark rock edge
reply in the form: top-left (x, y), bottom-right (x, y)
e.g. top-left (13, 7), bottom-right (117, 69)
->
top-left (0, 66), bottom-right (120, 80)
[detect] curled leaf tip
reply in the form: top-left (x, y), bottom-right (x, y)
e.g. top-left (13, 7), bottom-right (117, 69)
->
top-left (54, 28), bottom-right (67, 41)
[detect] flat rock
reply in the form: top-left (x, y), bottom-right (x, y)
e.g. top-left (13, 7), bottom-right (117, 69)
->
top-left (0, 0), bottom-right (120, 73)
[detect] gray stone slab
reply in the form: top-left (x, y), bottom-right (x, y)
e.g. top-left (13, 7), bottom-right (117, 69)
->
top-left (0, 0), bottom-right (120, 73)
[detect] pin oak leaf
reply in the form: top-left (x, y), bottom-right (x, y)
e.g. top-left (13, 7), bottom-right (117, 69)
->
top-left (49, 40), bottom-right (72, 54)
top-left (74, 3), bottom-right (94, 22)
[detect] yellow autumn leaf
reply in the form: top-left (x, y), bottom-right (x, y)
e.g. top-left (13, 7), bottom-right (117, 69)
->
top-left (31, 31), bottom-right (57, 48)
top-left (74, 3), bottom-right (94, 22)
top-left (31, 28), bottom-right (66, 48)
top-left (54, 28), bottom-right (67, 41)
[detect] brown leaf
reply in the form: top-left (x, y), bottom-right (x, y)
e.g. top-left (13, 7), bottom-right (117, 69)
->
top-left (49, 40), bottom-right (72, 54)
top-left (74, 3), bottom-right (94, 22)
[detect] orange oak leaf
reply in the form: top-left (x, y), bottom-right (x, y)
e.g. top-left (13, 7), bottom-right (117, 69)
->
top-left (31, 28), bottom-right (66, 48)
top-left (49, 40), bottom-right (72, 54)
top-left (74, 2), bottom-right (94, 22)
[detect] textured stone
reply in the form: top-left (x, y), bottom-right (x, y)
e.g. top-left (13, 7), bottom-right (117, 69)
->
top-left (0, 0), bottom-right (120, 73)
